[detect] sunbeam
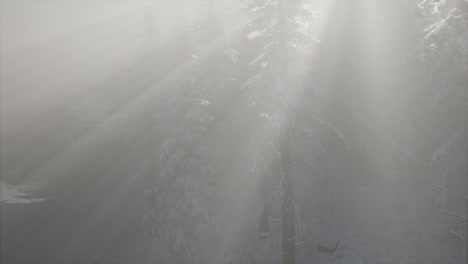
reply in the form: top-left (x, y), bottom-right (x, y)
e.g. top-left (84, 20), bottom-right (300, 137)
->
top-left (1, 0), bottom-right (467, 264)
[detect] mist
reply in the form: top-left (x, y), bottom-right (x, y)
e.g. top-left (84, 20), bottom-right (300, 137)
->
top-left (1, 0), bottom-right (467, 263)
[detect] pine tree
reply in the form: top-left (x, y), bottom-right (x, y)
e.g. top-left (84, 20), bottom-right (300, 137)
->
top-left (141, 5), bottom-right (234, 262)
top-left (141, 23), bottom-right (214, 264)
top-left (240, 1), bottom-right (346, 263)
top-left (409, 0), bottom-right (467, 257)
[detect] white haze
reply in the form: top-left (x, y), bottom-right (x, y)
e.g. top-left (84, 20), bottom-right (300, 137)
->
top-left (1, 0), bottom-right (467, 263)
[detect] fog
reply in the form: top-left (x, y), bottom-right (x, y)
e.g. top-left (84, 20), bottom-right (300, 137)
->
top-left (1, 0), bottom-right (467, 263)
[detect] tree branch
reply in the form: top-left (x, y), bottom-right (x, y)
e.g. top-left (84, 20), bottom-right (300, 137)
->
top-left (437, 208), bottom-right (468, 221)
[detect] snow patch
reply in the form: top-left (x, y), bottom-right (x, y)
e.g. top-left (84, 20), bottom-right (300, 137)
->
top-left (247, 29), bottom-right (267, 40)
top-left (0, 181), bottom-right (49, 205)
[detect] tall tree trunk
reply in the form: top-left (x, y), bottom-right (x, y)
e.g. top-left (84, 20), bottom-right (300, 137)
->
top-left (258, 167), bottom-right (270, 238)
top-left (276, 0), bottom-right (295, 262)
top-left (465, 131), bottom-right (468, 264)
top-left (280, 135), bottom-right (295, 264)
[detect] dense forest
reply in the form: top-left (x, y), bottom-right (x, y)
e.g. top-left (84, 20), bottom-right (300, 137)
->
top-left (1, 0), bottom-right (467, 263)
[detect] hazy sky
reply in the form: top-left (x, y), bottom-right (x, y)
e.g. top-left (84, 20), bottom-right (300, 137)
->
top-left (1, 0), bottom-right (241, 55)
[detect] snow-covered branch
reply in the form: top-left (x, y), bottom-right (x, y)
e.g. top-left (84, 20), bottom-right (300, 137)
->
top-left (450, 229), bottom-right (466, 243)
top-left (437, 208), bottom-right (468, 221)
top-left (432, 186), bottom-right (468, 199)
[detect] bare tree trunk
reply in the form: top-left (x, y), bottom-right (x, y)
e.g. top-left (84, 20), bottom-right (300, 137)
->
top-left (258, 167), bottom-right (270, 238)
top-left (280, 136), bottom-right (295, 264)
top-left (465, 132), bottom-right (468, 264)
top-left (276, 0), bottom-right (295, 262)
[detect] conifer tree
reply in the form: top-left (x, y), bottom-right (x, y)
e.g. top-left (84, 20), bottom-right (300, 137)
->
top-left (141, 4), bottom-right (234, 262)
top-left (141, 20), bottom-right (214, 264)
top-left (409, 0), bottom-right (467, 256)
top-left (240, 1), bottom-right (347, 263)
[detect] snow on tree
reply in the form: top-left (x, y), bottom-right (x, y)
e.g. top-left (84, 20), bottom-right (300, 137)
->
top-left (141, 57), bottom-right (218, 264)
top-left (418, 1), bottom-right (467, 114)
top-left (238, 1), bottom-right (348, 263)
top-left (141, 5), bottom-right (233, 262)
top-left (408, 0), bottom-right (468, 250)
